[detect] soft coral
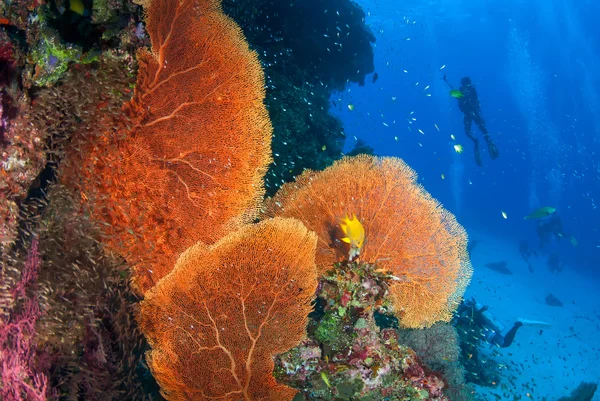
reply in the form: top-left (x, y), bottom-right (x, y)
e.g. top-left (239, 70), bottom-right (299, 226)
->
top-left (0, 240), bottom-right (51, 401)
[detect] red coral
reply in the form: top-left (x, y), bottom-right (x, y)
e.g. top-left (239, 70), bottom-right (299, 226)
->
top-left (0, 240), bottom-right (51, 401)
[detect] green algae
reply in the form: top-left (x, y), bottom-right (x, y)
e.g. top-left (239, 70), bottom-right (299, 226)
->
top-left (314, 311), bottom-right (351, 353)
top-left (30, 29), bottom-right (97, 87)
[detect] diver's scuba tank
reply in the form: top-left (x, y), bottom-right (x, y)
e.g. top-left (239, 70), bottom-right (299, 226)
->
top-left (475, 303), bottom-right (505, 343)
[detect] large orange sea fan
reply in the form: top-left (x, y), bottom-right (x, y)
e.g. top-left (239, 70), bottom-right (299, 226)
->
top-left (139, 217), bottom-right (318, 401)
top-left (61, 0), bottom-right (272, 294)
top-left (263, 155), bottom-right (472, 328)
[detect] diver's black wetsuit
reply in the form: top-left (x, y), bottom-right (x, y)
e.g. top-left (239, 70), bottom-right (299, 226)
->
top-left (457, 78), bottom-right (499, 166)
top-left (459, 85), bottom-right (488, 135)
top-left (537, 214), bottom-right (567, 249)
top-left (491, 321), bottom-right (523, 348)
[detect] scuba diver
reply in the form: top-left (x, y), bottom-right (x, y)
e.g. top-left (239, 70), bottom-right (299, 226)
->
top-left (453, 298), bottom-right (550, 386)
top-left (444, 76), bottom-right (499, 166)
top-left (452, 298), bottom-right (522, 386)
top-left (536, 212), bottom-right (577, 249)
top-left (453, 298), bottom-right (523, 349)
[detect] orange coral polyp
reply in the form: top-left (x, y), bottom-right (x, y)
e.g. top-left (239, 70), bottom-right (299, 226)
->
top-left (139, 217), bottom-right (318, 401)
top-left (263, 155), bottom-right (473, 328)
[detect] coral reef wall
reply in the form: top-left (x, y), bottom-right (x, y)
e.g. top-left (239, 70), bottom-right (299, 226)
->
top-left (222, 0), bottom-right (376, 195)
top-left (397, 323), bottom-right (475, 401)
top-left (0, 0), bottom-right (475, 399)
top-left (0, 240), bottom-right (50, 401)
top-left (36, 186), bottom-right (158, 401)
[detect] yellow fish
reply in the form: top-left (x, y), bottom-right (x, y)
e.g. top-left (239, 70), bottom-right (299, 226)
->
top-left (453, 144), bottom-right (463, 154)
top-left (69, 0), bottom-right (85, 15)
top-left (340, 214), bottom-right (365, 259)
top-left (524, 206), bottom-right (556, 220)
top-left (347, 104), bottom-right (355, 111)
top-left (321, 371), bottom-right (331, 387)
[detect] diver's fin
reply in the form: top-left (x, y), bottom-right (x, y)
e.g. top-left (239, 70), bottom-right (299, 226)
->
top-left (518, 318), bottom-right (551, 328)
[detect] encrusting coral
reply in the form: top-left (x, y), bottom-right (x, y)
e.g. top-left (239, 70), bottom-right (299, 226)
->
top-left (275, 261), bottom-right (450, 400)
top-left (60, 0), bottom-right (272, 295)
top-left (263, 155), bottom-right (472, 328)
top-left (397, 323), bottom-right (474, 401)
top-left (138, 217), bottom-right (318, 401)
top-left (0, 33), bottom-right (46, 255)
top-left (0, 102), bottom-right (45, 254)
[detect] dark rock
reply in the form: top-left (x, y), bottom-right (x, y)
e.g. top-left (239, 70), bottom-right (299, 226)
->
top-left (545, 293), bottom-right (564, 307)
top-left (485, 261), bottom-right (512, 275)
top-left (557, 381), bottom-right (598, 401)
top-left (346, 138), bottom-right (374, 157)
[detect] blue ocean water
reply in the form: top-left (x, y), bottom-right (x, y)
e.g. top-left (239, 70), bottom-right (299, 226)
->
top-left (331, 0), bottom-right (600, 398)
top-left (334, 0), bottom-right (599, 272)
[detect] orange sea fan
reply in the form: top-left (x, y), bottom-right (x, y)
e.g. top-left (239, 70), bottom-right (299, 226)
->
top-left (138, 217), bottom-right (318, 401)
top-left (61, 0), bottom-right (272, 294)
top-left (262, 155), bottom-right (472, 328)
